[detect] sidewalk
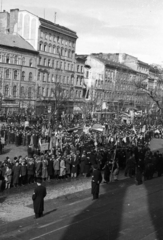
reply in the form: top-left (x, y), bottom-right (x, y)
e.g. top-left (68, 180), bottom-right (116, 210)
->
top-left (0, 171), bottom-right (128, 223)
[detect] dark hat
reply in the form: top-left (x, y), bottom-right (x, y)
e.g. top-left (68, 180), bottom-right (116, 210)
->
top-left (93, 164), bottom-right (98, 170)
top-left (36, 178), bottom-right (42, 184)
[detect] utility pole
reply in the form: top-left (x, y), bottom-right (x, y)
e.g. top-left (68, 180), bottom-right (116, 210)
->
top-left (54, 12), bottom-right (57, 23)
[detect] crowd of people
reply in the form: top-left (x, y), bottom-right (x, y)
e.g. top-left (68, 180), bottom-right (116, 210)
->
top-left (0, 111), bottom-right (163, 191)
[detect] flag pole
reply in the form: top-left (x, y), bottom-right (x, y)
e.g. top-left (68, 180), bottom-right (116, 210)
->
top-left (110, 140), bottom-right (118, 182)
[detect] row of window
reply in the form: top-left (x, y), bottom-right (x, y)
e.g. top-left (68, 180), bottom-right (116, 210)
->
top-left (4, 85), bottom-right (83, 99)
top-left (37, 72), bottom-right (73, 85)
top-left (3, 69), bottom-right (83, 84)
top-left (137, 66), bottom-right (148, 73)
top-left (37, 87), bottom-right (83, 99)
top-left (3, 69), bottom-right (33, 81)
top-left (40, 31), bottom-right (75, 48)
top-left (39, 42), bottom-right (74, 59)
top-left (0, 54), bottom-right (33, 67)
top-left (76, 65), bottom-right (84, 73)
top-left (39, 57), bottom-right (74, 71)
top-left (4, 85), bottom-right (32, 98)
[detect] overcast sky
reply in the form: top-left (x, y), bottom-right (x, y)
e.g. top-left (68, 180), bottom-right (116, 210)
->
top-left (3, 0), bottom-right (163, 64)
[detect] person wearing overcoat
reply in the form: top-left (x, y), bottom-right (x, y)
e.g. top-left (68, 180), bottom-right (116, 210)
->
top-left (32, 178), bottom-right (47, 219)
top-left (91, 164), bottom-right (102, 200)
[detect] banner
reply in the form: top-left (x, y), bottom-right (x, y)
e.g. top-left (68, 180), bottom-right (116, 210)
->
top-left (40, 142), bottom-right (49, 152)
top-left (1, 137), bottom-right (5, 144)
top-left (149, 138), bottom-right (163, 153)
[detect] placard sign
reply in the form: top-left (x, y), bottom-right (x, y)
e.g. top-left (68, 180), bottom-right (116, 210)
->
top-left (41, 142), bottom-right (49, 152)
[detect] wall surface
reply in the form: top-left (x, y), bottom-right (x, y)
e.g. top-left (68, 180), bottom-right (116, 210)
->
top-left (17, 11), bottom-right (40, 50)
top-left (0, 12), bottom-right (10, 33)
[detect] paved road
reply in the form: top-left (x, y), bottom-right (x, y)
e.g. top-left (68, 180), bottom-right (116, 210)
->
top-left (1, 176), bottom-right (163, 240)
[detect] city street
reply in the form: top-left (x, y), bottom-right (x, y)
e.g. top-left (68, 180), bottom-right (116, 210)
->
top-left (1, 176), bottom-right (163, 240)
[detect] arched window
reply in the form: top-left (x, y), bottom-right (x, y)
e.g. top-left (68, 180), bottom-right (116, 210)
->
top-left (29, 59), bottom-right (33, 67)
top-left (39, 42), bottom-right (43, 51)
top-left (29, 72), bottom-right (33, 81)
top-left (44, 43), bottom-right (47, 52)
top-left (14, 56), bottom-right (18, 64)
top-left (37, 86), bottom-right (41, 97)
top-left (49, 44), bottom-right (52, 53)
top-left (68, 49), bottom-right (71, 58)
top-left (39, 57), bottom-right (42, 65)
top-left (46, 88), bottom-right (49, 97)
top-left (6, 55), bottom-right (10, 64)
top-left (57, 46), bottom-right (60, 55)
top-left (22, 57), bottom-right (25, 65)
top-left (53, 45), bottom-right (56, 54)
top-left (42, 87), bottom-right (45, 96)
top-left (71, 76), bottom-right (74, 85)
top-left (43, 73), bottom-right (46, 82)
top-left (69, 50), bottom-right (71, 58)
top-left (61, 48), bottom-right (64, 56)
top-left (65, 49), bottom-right (67, 57)
top-left (14, 70), bottom-right (18, 80)
top-left (44, 58), bottom-right (46, 66)
top-left (20, 86), bottom-right (24, 98)
top-left (4, 85), bottom-right (9, 96)
top-left (51, 88), bottom-right (54, 97)
top-left (51, 74), bottom-right (54, 82)
top-left (5, 69), bottom-right (10, 79)
top-left (47, 73), bottom-right (50, 82)
top-left (48, 59), bottom-right (51, 67)
top-left (13, 86), bottom-right (17, 97)
top-left (52, 60), bottom-right (54, 68)
top-left (28, 87), bottom-right (32, 98)
top-left (72, 50), bottom-right (74, 59)
top-left (22, 71), bottom-right (25, 81)
top-left (67, 76), bottom-right (69, 84)
top-left (37, 72), bottom-right (40, 81)
top-left (56, 61), bottom-right (59, 69)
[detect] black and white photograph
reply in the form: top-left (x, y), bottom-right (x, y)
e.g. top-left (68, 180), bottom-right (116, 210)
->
top-left (0, 0), bottom-right (163, 239)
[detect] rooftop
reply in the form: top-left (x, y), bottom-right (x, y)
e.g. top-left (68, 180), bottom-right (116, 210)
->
top-left (138, 60), bottom-right (150, 67)
top-left (39, 18), bottom-right (78, 39)
top-left (94, 56), bottom-right (137, 73)
top-left (0, 33), bottom-right (37, 53)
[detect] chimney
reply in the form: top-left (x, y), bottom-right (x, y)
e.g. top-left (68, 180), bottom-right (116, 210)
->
top-left (9, 8), bottom-right (19, 34)
top-left (0, 10), bottom-right (10, 33)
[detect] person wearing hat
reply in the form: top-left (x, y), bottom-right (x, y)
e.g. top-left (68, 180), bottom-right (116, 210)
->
top-left (32, 178), bottom-right (47, 219)
top-left (91, 164), bottom-right (102, 200)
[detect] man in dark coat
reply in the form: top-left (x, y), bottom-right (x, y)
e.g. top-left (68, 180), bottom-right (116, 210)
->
top-left (91, 164), bottom-right (102, 200)
top-left (32, 178), bottom-right (46, 219)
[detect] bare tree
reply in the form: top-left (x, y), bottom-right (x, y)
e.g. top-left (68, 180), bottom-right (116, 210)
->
top-left (134, 68), bottom-right (163, 112)
top-left (19, 85), bottom-right (36, 113)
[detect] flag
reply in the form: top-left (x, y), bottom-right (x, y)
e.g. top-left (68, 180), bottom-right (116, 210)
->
top-left (141, 125), bottom-right (146, 133)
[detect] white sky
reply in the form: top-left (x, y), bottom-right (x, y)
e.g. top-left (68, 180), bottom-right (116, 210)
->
top-left (3, 0), bottom-right (163, 64)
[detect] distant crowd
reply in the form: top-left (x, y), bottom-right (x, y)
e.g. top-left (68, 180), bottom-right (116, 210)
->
top-left (0, 111), bottom-right (163, 191)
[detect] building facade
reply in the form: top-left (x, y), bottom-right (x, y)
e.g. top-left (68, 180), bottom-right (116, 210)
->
top-left (0, 8), bottom-right (78, 114)
top-left (84, 54), bottom-right (146, 112)
top-left (0, 33), bottom-right (38, 113)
